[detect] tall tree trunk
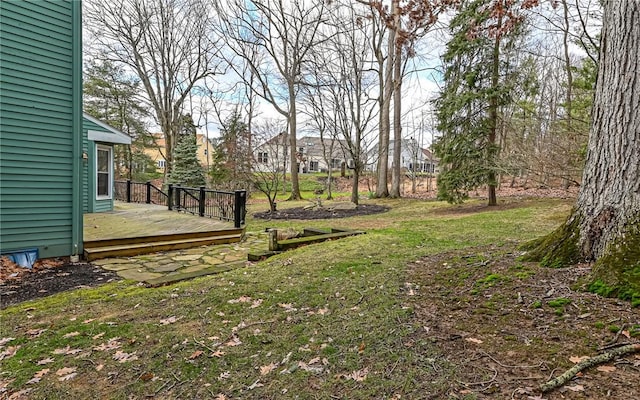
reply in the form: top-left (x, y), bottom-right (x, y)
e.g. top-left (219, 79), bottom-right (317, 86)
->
top-left (375, 2), bottom-right (397, 199)
top-left (288, 81), bottom-right (301, 200)
top-left (486, 21), bottom-right (501, 207)
top-left (525, 0), bottom-right (640, 295)
top-left (351, 167), bottom-right (360, 205)
top-left (390, 36), bottom-right (403, 198)
top-left (575, 1), bottom-right (639, 261)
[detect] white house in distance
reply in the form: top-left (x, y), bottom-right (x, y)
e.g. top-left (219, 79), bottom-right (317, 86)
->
top-left (254, 134), bottom-right (351, 174)
top-left (366, 139), bottom-right (439, 173)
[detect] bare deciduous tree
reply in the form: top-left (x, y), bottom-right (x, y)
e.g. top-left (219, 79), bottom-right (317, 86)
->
top-left (215, 0), bottom-right (328, 200)
top-left (84, 0), bottom-right (222, 177)
top-left (250, 121), bottom-right (289, 213)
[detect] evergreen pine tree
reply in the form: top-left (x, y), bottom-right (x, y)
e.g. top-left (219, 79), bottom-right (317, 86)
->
top-left (169, 115), bottom-right (206, 187)
top-left (433, 0), bottom-right (524, 204)
top-left (210, 110), bottom-right (252, 189)
top-left (83, 60), bottom-right (156, 180)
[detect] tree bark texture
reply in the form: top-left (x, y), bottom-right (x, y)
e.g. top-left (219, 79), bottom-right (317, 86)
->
top-left (389, 0), bottom-right (402, 198)
top-left (288, 81), bottom-right (301, 200)
top-left (574, 0), bottom-right (639, 261)
top-left (374, 2), bottom-right (397, 199)
top-left (486, 18), bottom-right (501, 207)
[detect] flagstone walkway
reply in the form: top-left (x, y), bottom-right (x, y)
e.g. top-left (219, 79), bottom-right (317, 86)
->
top-left (92, 231), bottom-right (268, 286)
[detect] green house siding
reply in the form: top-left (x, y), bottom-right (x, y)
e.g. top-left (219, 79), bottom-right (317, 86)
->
top-left (82, 116), bottom-right (131, 213)
top-left (0, 1), bottom-right (83, 258)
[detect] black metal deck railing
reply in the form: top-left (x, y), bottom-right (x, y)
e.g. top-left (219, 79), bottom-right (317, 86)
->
top-left (114, 180), bottom-right (246, 228)
top-left (115, 180), bottom-right (168, 206)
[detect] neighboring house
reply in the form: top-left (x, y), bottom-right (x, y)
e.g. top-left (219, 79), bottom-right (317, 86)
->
top-left (142, 133), bottom-right (213, 173)
top-left (0, 0), bottom-right (83, 259)
top-left (366, 139), bottom-right (439, 174)
top-left (254, 134), bottom-right (350, 174)
top-left (82, 114), bottom-right (132, 213)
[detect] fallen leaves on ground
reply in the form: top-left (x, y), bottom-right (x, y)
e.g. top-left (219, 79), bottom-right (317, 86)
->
top-left (26, 329), bottom-right (47, 338)
top-left (55, 367), bottom-right (77, 382)
top-left (228, 296), bottom-right (252, 304)
top-left (0, 346), bottom-right (20, 361)
top-left (113, 350), bottom-right (138, 363)
top-left (93, 338), bottom-right (121, 352)
top-left (250, 299), bottom-right (263, 308)
top-left (25, 369), bottom-right (50, 385)
top-left (278, 303), bottom-right (296, 312)
top-left (338, 367), bottom-right (369, 382)
top-left (36, 358), bottom-right (54, 365)
top-left (52, 346), bottom-right (82, 356)
top-left (260, 363), bottom-right (278, 375)
top-left (159, 316), bottom-right (180, 325)
top-left (596, 365), bottom-right (616, 373)
top-left (225, 336), bottom-right (242, 347)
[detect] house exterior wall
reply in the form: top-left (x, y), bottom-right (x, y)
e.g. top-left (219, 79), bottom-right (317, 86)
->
top-left (365, 140), bottom-right (439, 173)
top-left (141, 133), bottom-right (212, 174)
top-left (253, 135), bottom-right (349, 174)
top-left (0, 0), bottom-right (83, 258)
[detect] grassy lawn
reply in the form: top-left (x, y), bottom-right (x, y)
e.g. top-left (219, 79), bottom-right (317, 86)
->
top-left (0, 197), bottom-right (572, 399)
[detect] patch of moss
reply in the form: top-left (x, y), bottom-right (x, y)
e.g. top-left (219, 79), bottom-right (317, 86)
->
top-left (589, 216), bottom-right (640, 307)
top-left (548, 297), bottom-right (571, 308)
top-left (476, 273), bottom-right (503, 286)
top-left (520, 212), bottom-right (582, 268)
top-left (608, 325), bottom-right (621, 333)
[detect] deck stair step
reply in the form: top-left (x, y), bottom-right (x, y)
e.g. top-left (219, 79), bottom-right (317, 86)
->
top-left (84, 231), bottom-right (243, 261)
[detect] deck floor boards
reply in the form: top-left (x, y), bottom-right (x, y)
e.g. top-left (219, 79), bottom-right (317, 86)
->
top-left (84, 201), bottom-right (234, 241)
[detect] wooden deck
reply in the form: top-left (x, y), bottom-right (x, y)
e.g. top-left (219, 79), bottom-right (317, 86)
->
top-left (83, 202), bottom-right (243, 260)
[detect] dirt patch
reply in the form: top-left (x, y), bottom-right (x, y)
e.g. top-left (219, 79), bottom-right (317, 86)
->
top-left (1, 259), bottom-right (120, 309)
top-left (253, 204), bottom-right (389, 220)
top-left (406, 244), bottom-right (639, 399)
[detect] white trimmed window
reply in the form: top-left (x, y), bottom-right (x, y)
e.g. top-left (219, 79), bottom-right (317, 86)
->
top-left (258, 152), bottom-right (268, 163)
top-left (96, 145), bottom-right (112, 199)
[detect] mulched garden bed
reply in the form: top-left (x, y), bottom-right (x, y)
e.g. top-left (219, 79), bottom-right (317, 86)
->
top-left (253, 203), bottom-right (389, 220)
top-left (1, 257), bottom-right (120, 309)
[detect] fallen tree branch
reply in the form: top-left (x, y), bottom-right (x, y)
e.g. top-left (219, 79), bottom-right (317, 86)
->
top-left (540, 343), bottom-right (640, 393)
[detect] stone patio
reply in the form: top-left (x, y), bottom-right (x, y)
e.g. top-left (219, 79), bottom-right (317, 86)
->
top-left (91, 231), bottom-right (268, 286)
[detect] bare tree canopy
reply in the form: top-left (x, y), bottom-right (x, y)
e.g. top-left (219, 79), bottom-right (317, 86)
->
top-left (84, 0), bottom-right (222, 175)
top-left (215, 0), bottom-right (329, 200)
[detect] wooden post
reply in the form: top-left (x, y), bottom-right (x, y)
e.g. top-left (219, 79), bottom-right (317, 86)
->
top-left (175, 185), bottom-right (181, 210)
top-left (146, 181), bottom-right (151, 204)
top-left (268, 229), bottom-right (278, 251)
top-left (199, 186), bottom-right (206, 217)
top-left (126, 179), bottom-right (131, 203)
top-left (167, 184), bottom-right (174, 210)
top-left (234, 190), bottom-right (246, 228)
